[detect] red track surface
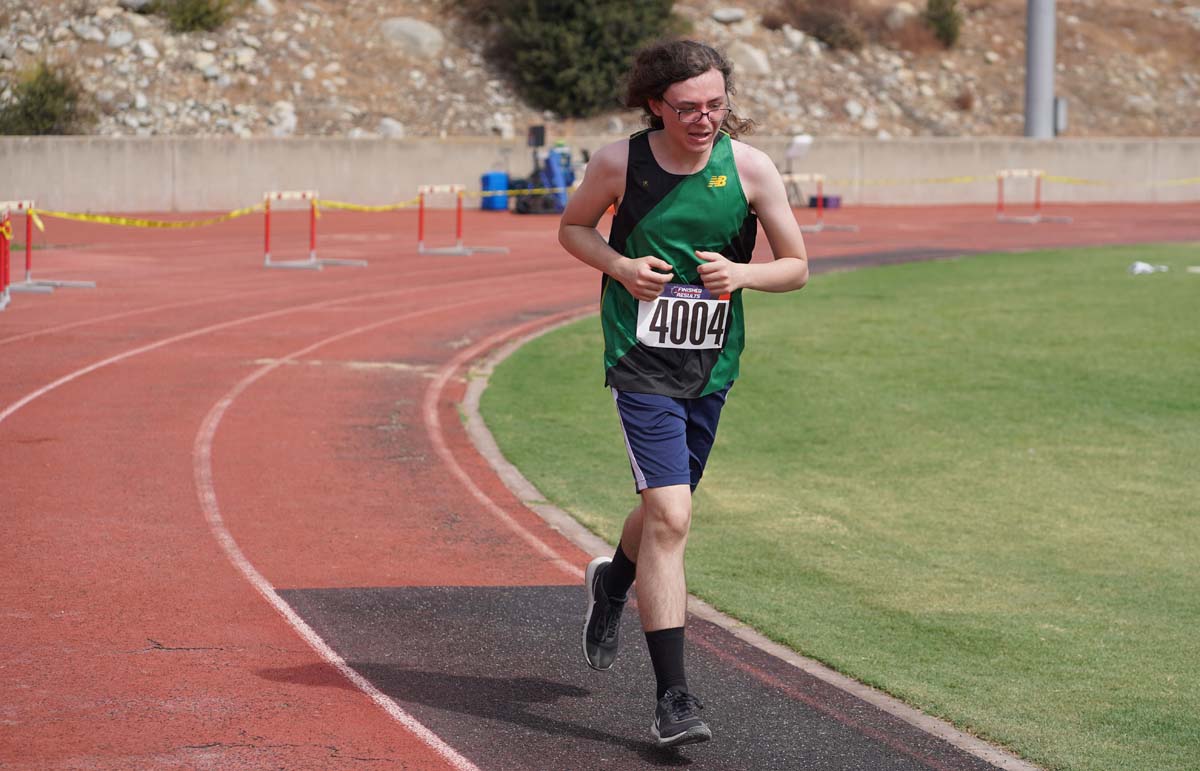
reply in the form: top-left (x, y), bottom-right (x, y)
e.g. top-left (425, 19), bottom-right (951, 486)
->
top-left (2, 203), bottom-right (1197, 769)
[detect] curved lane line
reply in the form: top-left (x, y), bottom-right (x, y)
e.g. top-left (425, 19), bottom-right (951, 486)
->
top-left (0, 276), bottom-right (316, 347)
top-left (194, 298), bottom-right (501, 771)
top-left (0, 248), bottom-right (562, 349)
top-left (0, 267), bottom-right (577, 426)
top-left (422, 307), bottom-right (595, 581)
top-left (0, 286), bottom-right (311, 347)
top-left (0, 269), bottom-right (576, 761)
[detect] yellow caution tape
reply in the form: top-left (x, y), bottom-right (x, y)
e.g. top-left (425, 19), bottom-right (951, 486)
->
top-left (28, 203), bottom-right (266, 230)
top-left (464, 186), bottom-right (578, 198)
top-left (0, 220), bottom-right (11, 241)
top-left (13, 171), bottom-right (1192, 238)
top-left (1043, 175), bottom-right (1113, 186)
top-left (1151, 176), bottom-right (1200, 188)
top-left (316, 197), bottom-right (422, 212)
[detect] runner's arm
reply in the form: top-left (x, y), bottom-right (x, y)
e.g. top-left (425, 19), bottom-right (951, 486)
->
top-left (559, 142), bottom-right (673, 301)
top-left (698, 144), bottom-right (809, 295)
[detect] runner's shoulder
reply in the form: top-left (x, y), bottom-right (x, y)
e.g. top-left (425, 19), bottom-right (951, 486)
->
top-left (587, 138), bottom-right (630, 175)
top-left (730, 137), bottom-right (783, 203)
top-left (729, 138), bottom-right (777, 180)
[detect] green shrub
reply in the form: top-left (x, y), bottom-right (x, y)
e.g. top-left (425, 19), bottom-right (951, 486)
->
top-left (924, 0), bottom-right (962, 48)
top-left (775, 0), bottom-right (865, 51)
top-left (153, 0), bottom-right (247, 33)
top-left (0, 62), bottom-right (94, 135)
top-left (459, 0), bottom-right (678, 118)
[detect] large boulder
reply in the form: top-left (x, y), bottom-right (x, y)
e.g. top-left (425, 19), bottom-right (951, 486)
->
top-left (727, 41), bottom-right (770, 77)
top-left (107, 30), bottom-right (134, 49)
top-left (884, 2), bottom-right (919, 31)
top-left (378, 117), bottom-right (406, 138)
top-left (712, 8), bottom-right (746, 24)
top-left (380, 17), bottom-right (445, 58)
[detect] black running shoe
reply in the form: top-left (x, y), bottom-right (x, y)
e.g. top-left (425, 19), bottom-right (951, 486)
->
top-left (582, 556), bottom-right (625, 671)
top-left (652, 688), bottom-right (712, 748)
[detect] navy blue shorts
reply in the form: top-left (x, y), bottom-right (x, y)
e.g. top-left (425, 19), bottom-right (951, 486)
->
top-left (611, 384), bottom-right (732, 493)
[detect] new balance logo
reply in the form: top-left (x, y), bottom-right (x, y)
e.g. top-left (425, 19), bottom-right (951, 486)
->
top-left (708, 175), bottom-right (727, 188)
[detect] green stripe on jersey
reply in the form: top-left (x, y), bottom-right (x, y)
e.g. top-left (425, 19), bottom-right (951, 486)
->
top-left (601, 132), bottom-right (753, 397)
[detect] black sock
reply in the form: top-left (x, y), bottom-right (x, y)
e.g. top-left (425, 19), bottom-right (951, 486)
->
top-left (645, 627), bottom-right (687, 700)
top-left (601, 542), bottom-right (636, 599)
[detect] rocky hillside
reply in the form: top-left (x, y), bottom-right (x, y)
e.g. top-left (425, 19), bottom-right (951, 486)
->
top-left (1, 0), bottom-right (1197, 140)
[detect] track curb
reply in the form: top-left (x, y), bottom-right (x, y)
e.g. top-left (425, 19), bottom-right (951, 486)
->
top-left (460, 309), bottom-right (1041, 771)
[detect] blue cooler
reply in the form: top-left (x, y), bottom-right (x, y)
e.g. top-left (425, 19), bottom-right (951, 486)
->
top-left (481, 171), bottom-right (509, 211)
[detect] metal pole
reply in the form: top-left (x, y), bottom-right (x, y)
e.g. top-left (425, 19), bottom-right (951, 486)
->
top-left (417, 193), bottom-right (426, 251)
top-left (308, 198), bottom-right (317, 262)
top-left (1, 213), bottom-right (10, 294)
top-left (455, 190), bottom-right (464, 249)
top-left (263, 198), bottom-right (272, 265)
top-left (1024, 0), bottom-right (1056, 138)
top-left (24, 213), bottom-right (32, 282)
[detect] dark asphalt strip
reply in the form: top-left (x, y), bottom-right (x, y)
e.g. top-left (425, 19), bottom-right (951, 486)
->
top-left (278, 586), bottom-right (1002, 771)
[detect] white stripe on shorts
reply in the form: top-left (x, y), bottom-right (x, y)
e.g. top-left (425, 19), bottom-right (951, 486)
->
top-left (611, 387), bottom-right (648, 491)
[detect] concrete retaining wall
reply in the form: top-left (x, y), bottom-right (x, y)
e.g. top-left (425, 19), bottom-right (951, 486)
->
top-left (1, 136), bottom-right (1196, 212)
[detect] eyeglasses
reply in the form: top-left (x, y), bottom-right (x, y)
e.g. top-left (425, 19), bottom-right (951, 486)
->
top-left (659, 97), bottom-right (731, 125)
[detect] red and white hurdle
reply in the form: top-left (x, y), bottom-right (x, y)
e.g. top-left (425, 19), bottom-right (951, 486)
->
top-left (781, 174), bottom-right (859, 233)
top-left (2, 199), bottom-right (95, 298)
top-left (263, 190), bottom-right (367, 270)
top-left (996, 169), bottom-right (1073, 224)
top-left (0, 207), bottom-right (12, 310)
top-left (417, 184), bottom-right (508, 256)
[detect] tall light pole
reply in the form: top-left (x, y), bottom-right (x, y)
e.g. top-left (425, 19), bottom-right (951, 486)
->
top-left (1024, 0), bottom-right (1056, 138)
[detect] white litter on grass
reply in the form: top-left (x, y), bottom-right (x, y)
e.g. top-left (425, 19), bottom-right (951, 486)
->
top-left (1128, 261), bottom-right (1169, 275)
top-left (1187, 266), bottom-right (1200, 274)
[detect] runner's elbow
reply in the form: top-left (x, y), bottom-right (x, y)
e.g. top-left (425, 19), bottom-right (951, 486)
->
top-left (795, 260), bottom-right (809, 290)
top-left (558, 222), bottom-right (581, 251)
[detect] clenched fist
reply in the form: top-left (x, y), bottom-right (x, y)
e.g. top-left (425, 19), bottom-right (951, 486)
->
top-left (617, 255), bottom-right (674, 301)
top-left (696, 250), bottom-right (744, 295)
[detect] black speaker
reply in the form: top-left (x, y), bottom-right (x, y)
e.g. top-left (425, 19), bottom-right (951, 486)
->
top-left (527, 125), bottom-right (545, 147)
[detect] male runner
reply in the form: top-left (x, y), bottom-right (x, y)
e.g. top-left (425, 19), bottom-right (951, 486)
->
top-left (558, 39), bottom-right (809, 748)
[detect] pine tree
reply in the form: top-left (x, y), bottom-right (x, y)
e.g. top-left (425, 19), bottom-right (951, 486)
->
top-left (498, 0), bottom-right (676, 118)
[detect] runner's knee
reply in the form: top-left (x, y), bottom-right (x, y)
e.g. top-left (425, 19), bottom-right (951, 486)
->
top-left (642, 493), bottom-right (692, 543)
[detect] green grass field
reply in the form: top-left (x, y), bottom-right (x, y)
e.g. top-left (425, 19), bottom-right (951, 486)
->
top-left (480, 243), bottom-right (1200, 771)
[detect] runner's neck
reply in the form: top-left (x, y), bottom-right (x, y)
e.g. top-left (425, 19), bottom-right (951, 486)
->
top-left (647, 131), bottom-right (714, 176)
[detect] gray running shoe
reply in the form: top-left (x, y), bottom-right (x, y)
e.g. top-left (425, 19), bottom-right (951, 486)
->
top-left (652, 688), bottom-right (712, 748)
top-left (582, 556), bottom-right (625, 671)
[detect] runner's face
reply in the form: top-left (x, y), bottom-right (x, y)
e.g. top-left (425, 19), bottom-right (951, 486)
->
top-left (650, 68), bottom-right (729, 153)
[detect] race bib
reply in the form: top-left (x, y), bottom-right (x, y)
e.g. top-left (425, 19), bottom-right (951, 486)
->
top-left (636, 283), bottom-right (730, 350)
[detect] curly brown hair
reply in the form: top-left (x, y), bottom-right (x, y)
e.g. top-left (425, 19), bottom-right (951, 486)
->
top-left (623, 39), bottom-right (755, 139)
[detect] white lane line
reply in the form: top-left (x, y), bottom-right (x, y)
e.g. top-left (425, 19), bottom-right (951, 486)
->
top-left (0, 285), bottom-right (305, 347)
top-left (422, 308), bottom-right (595, 581)
top-left (0, 266), bottom-right (577, 427)
top-left (0, 258), bottom-right (332, 347)
top-left (194, 298), bottom-right (495, 771)
top-left (0, 268), bottom-right (574, 763)
top-left (0, 250), bottom-right (560, 348)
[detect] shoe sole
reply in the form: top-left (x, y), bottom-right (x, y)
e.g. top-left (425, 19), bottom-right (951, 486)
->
top-left (582, 556), bottom-right (613, 671)
top-left (651, 722), bottom-right (712, 748)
